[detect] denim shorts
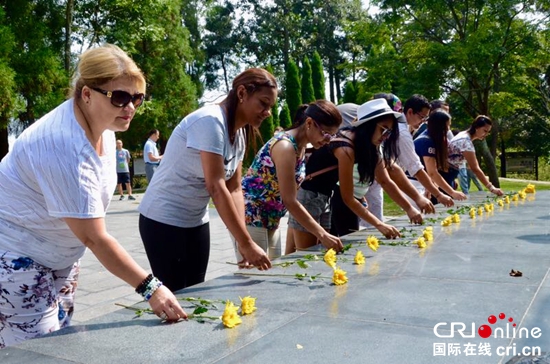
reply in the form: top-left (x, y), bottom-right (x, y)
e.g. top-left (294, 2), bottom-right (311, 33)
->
top-left (288, 188), bottom-right (332, 232)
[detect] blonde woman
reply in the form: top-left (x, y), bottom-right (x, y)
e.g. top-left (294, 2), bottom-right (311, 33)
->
top-left (0, 45), bottom-right (186, 348)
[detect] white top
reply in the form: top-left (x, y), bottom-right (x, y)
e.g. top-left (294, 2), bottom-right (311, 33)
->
top-left (139, 105), bottom-right (245, 228)
top-left (143, 138), bottom-right (159, 164)
top-left (448, 131), bottom-right (475, 169)
top-left (396, 121), bottom-right (425, 177)
top-left (0, 99), bottom-right (116, 269)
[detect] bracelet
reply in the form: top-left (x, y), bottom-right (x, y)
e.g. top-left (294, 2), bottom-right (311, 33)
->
top-left (135, 274), bottom-right (154, 295)
top-left (142, 277), bottom-right (163, 301)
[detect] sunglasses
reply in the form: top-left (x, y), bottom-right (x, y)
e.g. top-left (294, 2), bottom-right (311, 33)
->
top-left (378, 124), bottom-right (393, 138)
top-left (91, 87), bottom-right (145, 108)
top-left (312, 120), bottom-right (337, 142)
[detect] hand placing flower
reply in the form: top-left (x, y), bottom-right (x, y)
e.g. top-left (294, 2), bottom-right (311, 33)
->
top-left (240, 296), bottom-right (257, 315)
top-left (324, 248), bottom-right (337, 268)
top-left (222, 301), bottom-right (242, 328)
top-left (353, 251), bottom-right (365, 265)
top-left (332, 267), bottom-right (348, 285)
top-left (367, 236), bottom-right (379, 252)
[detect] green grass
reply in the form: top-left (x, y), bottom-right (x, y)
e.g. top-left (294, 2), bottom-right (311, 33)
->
top-left (383, 178), bottom-right (550, 217)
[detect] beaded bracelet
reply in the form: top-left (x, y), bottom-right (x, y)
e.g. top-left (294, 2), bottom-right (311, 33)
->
top-left (142, 277), bottom-right (163, 301)
top-left (135, 274), bottom-right (154, 295)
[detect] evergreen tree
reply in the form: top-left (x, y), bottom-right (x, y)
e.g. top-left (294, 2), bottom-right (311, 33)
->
top-left (311, 51), bottom-right (325, 100)
top-left (279, 103), bottom-right (292, 129)
top-left (266, 65), bottom-right (279, 128)
top-left (301, 56), bottom-right (315, 103)
top-left (342, 81), bottom-right (358, 104)
top-left (285, 59), bottom-right (301, 120)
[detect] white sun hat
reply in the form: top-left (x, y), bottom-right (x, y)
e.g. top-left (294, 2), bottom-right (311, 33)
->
top-left (352, 98), bottom-right (402, 127)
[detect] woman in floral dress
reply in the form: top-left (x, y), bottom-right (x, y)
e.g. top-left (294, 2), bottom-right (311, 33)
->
top-left (237, 100), bottom-right (344, 260)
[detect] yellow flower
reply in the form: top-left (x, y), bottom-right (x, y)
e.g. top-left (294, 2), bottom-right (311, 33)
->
top-left (469, 208), bottom-right (476, 219)
top-left (484, 204), bottom-right (491, 212)
top-left (497, 199), bottom-right (504, 207)
top-left (332, 267), bottom-right (348, 285)
top-left (489, 203), bottom-right (494, 211)
top-left (323, 248), bottom-right (337, 268)
top-left (239, 296), bottom-right (257, 315)
top-left (512, 194), bottom-right (519, 201)
top-left (221, 301), bottom-right (242, 328)
top-left (519, 191), bottom-right (526, 199)
top-left (477, 207), bottom-right (484, 216)
top-left (525, 184), bottom-right (536, 193)
top-left (416, 237), bottom-right (427, 249)
top-left (504, 195), bottom-right (510, 204)
top-left (366, 236), bottom-right (379, 252)
top-left (452, 214), bottom-right (460, 223)
top-left (423, 229), bottom-right (433, 241)
top-left (354, 251), bottom-right (366, 265)
top-left (424, 226), bottom-right (433, 232)
top-left (441, 217), bottom-right (452, 226)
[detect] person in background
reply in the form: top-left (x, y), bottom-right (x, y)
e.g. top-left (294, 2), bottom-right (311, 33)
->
top-left (414, 110), bottom-right (467, 200)
top-left (448, 115), bottom-right (504, 196)
top-left (116, 139), bottom-right (136, 200)
top-left (0, 44), bottom-right (186, 348)
top-left (139, 68), bottom-right (276, 292)
top-left (144, 129), bottom-right (162, 183)
top-left (459, 161), bottom-right (484, 194)
top-left (238, 100), bottom-right (343, 260)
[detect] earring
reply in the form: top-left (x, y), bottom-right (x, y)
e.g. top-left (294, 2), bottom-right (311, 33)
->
top-left (239, 98), bottom-right (243, 103)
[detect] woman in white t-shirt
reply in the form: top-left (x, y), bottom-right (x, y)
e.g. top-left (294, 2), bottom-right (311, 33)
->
top-left (139, 68), bottom-right (276, 292)
top-left (0, 45), bottom-right (186, 348)
top-left (448, 115), bottom-right (504, 196)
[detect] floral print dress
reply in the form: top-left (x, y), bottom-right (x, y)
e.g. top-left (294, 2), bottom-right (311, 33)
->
top-left (243, 133), bottom-right (305, 230)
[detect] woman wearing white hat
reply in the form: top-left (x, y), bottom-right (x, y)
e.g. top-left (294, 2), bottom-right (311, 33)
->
top-left (287, 98), bottom-right (408, 252)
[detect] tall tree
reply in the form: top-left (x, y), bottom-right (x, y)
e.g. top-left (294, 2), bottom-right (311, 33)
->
top-left (0, 7), bottom-right (16, 157)
top-left (373, 0), bottom-right (550, 186)
top-left (301, 56), bottom-right (315, 103)
top-left (285, 59), bottom-right (302, 119)
top-left (266, 64), bottom-right (280, 128)
top-left (279, 103), bottom-right (292, 129)
top-left (311, 51), bottom-right (326, 100)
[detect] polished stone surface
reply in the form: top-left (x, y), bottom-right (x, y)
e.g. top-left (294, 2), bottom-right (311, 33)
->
top-left (2, 191), bottom-right (549, 363)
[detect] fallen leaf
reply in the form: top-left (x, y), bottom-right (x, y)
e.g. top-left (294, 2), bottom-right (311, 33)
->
top-left (510, 269), bottom-right (523, 277)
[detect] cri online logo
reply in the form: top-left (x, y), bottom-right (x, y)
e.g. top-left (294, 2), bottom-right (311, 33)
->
top-left (434, 312), bottom-right (542, 339)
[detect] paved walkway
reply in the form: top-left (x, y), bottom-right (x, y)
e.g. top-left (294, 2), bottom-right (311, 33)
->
top-left (73, 193), bottom-right (288, 324)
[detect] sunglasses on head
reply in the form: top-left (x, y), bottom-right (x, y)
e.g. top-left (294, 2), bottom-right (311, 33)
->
top-left (91, 87), bottom-right (145, 108)
top-left (312, 119), bottom-right (336, 142)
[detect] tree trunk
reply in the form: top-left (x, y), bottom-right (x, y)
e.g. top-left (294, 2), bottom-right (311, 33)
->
top-left (328, 66), bottom-right (335, 103)
top-left (0, 122), bottom-right (8, 160)
top-left (64, 0), bottom-right (74, 72)
top-left (476, 140), bottom-right (500, 188)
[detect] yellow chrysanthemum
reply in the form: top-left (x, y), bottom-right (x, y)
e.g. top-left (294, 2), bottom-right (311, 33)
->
top-left (477, 207), bottom-right (484, 216)
top-left (424, 226), bottom-right (433, 232)
top-left (441, 217), bottom-right (452, 226)
top-left (489, 203), bottom-right (494, 211)
top-left (497, 199), bottom-right (504, 207)
top-left (323, 248), bottom-right (337, 268)
top-left (505, 195), bottom-right (511, 204)
top-left (332, 267), bottom-right (348, 285)
top-left (416, 237), bottom-right (427, 249)
top-left (469, 208), bottom-right (476, 219)
top-left (525, 184), bottom-right (536, 193)
top-left (452, 214), bottom-right (460, 223)
top-left (423, 229), bottom-right (433, 241)
top-left (519, 191), bottom-right (527, 199)
top-left (512, 194), bottom-right (519, 201)
top-left (484, 204), bottom-right (491, 212)
top-left (221, 301), bottom-right (242, 328)
top-left (366, 236), bottom-right (379, 252)
top-left (239, 296), bottom-right (257, 315)
top-left (354, 251), bottom-right (366, 265)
